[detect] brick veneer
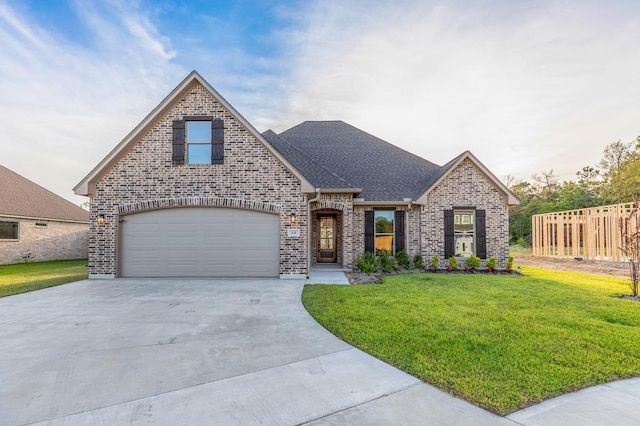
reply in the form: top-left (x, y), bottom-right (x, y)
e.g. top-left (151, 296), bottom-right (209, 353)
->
top-left (0, 216), bottom-right (88, 265)
top-left (351, 159), bottom-right (510, 267)
top-left (419, 158), bottom-right (510, 266)
top-left (310, 194), bottom-right (354, 269)
top-left (89, 82), bottom-right (307, 277)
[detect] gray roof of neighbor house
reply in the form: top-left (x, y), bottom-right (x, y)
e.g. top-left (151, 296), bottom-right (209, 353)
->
top-left (263, 121), bottom-right (447, 201)
top-left (0, 165), bottom-right (89, 222)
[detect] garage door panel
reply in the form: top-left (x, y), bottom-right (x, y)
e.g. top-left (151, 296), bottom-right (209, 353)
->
top-left (120, 207), bottom-right (279, 277)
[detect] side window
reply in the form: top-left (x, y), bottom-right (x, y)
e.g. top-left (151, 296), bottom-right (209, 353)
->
top-left (186, 121), bottom-right (212, 164)
top-left (374, 210), bottom-right (394, 254)
top-left (0, 221), bottom-right (19, 240)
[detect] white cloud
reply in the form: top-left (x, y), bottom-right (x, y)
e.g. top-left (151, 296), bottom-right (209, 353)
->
top-left (268, 0), bottom-right (640, 183)
top-left (0, 0), bottom-right (184, 204)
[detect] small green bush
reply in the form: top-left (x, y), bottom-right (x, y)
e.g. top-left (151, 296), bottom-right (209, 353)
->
top-left (378, 250), bottom-right (397, 272)
top-left (506, 256), bottom-right (514, 270)
top-left (466, 254), bottom-right (481, 270)
top-left (486, 257), bottom-right (498, 270)
top-left (413, 253), bottom-right (425, 270)
top-left (395, 250), bottom-right (411, 269)
top-left (447, 256), bottom-right (458, 270)
top-left (357, 252), bottom-right (377, 275)
top-left (430, 255), bottom-right (440, 271)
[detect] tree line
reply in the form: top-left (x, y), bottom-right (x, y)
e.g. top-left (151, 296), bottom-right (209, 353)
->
top-left (508, 136), bottom-right (640, 246)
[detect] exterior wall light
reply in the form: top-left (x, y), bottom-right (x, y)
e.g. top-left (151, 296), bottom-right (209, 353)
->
top-left (290, 212), bottom-right (297, 225)
top-left (97, 214), bottom-right (107, 224)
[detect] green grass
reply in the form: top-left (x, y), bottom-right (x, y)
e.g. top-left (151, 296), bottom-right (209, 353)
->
top-left (0, 259), bottom-right (88, 297)
top-left (509, 244), bottom-right (532, 256)
top-left (302, 268), bottom-right (640, 415)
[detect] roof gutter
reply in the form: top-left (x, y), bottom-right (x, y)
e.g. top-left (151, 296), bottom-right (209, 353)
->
top-left (0, 213), bottom-right (89, 224)
top-left (307, 188), bottom-right (321, 278)
top-left (352, 199), bottom-right (420, 206)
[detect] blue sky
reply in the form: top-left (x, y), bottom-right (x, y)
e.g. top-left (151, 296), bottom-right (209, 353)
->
top-left (1, 0), bottom-right (640, 204)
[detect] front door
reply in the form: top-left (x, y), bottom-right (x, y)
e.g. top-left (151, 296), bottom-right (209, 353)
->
top-left (317, 215), bottom-right (337, 263)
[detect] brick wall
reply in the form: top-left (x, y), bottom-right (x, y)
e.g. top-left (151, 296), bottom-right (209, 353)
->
top-left (310, 194), bottom-right (354, 268)
top-left (0, 216), bottom-right (88, 265)
top-left (89, 82), bottom-right (307, 277)
top-left (349, 160), bottom-right (510, 268)
top-left (420, 158), bottom-right (510, 266)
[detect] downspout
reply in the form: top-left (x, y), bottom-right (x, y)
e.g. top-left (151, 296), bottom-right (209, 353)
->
top-left (307, 189), bottom-right (321, 278)
top-left (405, 199), bottom-right (414, 254)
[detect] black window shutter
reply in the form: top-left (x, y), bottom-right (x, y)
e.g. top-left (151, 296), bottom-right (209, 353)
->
top-left (364, 210), bottom-right (374, 253)
top-left (476, 209), bottom-right (487, 258)
top-left (211, 119), bottom-right (224, 164)
top-left (394, 210), bottom-right (405, 253)
top-left (444, 210), bottom-right (454, 258)
top-left (172, 120), bottom-right (185, 165)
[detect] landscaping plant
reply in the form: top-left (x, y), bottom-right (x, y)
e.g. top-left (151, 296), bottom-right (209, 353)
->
top-left (506, 256), bottom-right (514, 271)
top-left (429, 255), bottom-right (440, 272)
top-left (447, 256), bottom-right (458, 272)
top-left (377, 250), bottom-right (397, 272)
top-left (465, 254), bottom-right (481, 271)
top-left (395, 250), bottom-right (411, 269)
top-left (413, 253), bottom-right (426, 270)
top-left (485, 256), bottom-right (498, 272)
top-left (356, 252), bottom-right (377, 276)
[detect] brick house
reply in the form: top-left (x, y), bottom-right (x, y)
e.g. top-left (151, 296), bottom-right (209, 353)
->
top-left (74, 71), bottom-right (518, 279)
top-left (0, 165), bottom-right (89, 265)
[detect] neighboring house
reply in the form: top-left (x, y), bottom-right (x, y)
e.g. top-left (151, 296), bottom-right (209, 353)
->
top-left (0, 165), bottom-right (89, 265)
top-left (74, 71), bottom-right (519, 279)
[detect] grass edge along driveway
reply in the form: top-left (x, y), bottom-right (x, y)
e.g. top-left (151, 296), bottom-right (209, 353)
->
top-left (0, 259), bottom-right (88, 298)
top-left (302, 267), bottom-right (640, 415)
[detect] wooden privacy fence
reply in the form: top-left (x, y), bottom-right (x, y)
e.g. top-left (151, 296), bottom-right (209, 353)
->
top-left (532, 202), bottom-right (637, 261)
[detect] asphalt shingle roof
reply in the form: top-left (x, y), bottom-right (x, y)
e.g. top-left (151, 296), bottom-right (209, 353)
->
top-left (264, 121), bottom-right (446, 201)
top-left (0, 165), bottom-right (89, 222)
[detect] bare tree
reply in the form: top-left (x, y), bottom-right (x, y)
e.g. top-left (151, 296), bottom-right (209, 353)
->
top-left (503, 174), bottom-right (520, 189)
top-left (599, 140), bottom-right (633, 175)
top-left (619, 198), bottom-right (640, 297)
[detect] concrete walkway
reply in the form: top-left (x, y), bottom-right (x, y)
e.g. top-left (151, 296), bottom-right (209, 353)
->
top-left (0, 278), bottom-right (638, 425)
top-left (305, 265), bottom-right (350, 285)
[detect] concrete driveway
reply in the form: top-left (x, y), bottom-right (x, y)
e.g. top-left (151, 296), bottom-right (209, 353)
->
top-left (0, 278), bottom-right (514, 425)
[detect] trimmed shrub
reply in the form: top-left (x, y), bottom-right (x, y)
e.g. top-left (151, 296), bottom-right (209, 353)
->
top-left (486, 257), bottom-right (498, 271)
top-left (378, 250), bottom-right (397, 272)
top-left (506, 256), bottom-right (514, 270)
top-left (413, 253), bottom-right (426, 270)
top-left (466, 254), bottom-right (481, 270)
top-left (430, 255), bottom-right (440, 271)
top-left (447, 256), bottom-right (458, 270)
top-left (395, 250), bottom-right (411, 269)
top-left (357, 252), bottom-right (377, 275)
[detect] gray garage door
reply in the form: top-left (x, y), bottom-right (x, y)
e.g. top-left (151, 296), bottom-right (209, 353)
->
top-left (119, 207), bottom-right (279, 277)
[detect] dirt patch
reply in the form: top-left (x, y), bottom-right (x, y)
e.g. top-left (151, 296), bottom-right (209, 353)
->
top-left (513, 255), bottom-right (630, 278)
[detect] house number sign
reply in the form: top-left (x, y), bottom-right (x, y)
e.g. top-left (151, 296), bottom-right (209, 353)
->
top-left (287, 229), bottom-right (300, 238)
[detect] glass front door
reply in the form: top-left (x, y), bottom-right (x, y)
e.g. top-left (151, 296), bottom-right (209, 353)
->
top-left (317, 215), bottom-right (337, 263)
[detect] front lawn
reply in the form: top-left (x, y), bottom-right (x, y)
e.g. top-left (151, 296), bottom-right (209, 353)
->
top-left (302, 268), bottom-right (640, 415)
top-left (0, 259), bottom-right (88, 297)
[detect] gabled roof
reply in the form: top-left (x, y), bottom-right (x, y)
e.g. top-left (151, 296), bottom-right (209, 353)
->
top-left (265, 121), bottom-right (519, 205)
top-left (265, 121), bottom-right (443, 201)
top-left (0, 165), bottom-right (89, 222)
top-left (416, 151), bottom-right (520, 205)
top-left (74, 71), bottom-right (314, 196)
